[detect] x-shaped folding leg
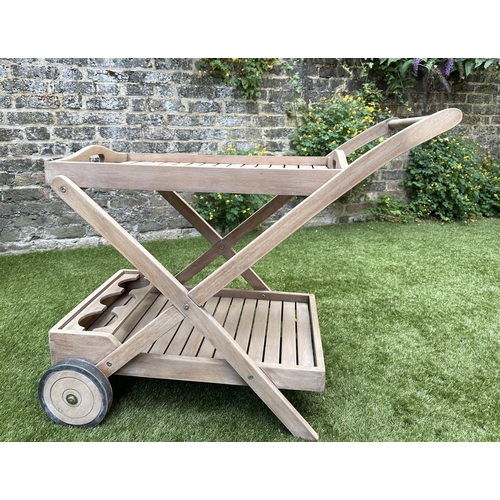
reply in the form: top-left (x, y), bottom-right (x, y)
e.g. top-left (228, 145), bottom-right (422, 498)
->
top-left (159, 191), bottom-right (293, 290)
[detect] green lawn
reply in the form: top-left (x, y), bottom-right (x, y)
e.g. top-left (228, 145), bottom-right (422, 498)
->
top-left (1, 219), bottom-right (500, 442)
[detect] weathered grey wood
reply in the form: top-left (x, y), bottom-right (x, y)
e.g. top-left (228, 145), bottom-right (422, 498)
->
top-left (308, 295), bottom-right (324, 371)
top-left (115, 353), bottom-right (325, 392)
top-left (282, 301), bottom-right (297, 366)
top-left (180, 297), bottom-right (218, 357)
top-left (197, 296), bottom-right (232, 358)
top-left (247, 299), bottom-right (270, 361)
top-left (214, 297), bottom-right (244, 359)
top-left (388, 116), bottom-right (426, 129)
top-left (170, 192), bottom-right (292, 288)
top-left (63, 271), bottom-right (141, 331)
top-left (94, 284), bottom-right (156, 338)
top-left (328, 149), bottom-right (348, 169)
top-left (49, 331), bottom-right (120, 365)
top-left (296, 302), bottom-right (314, 367)
top-left (328, 118), bottom-right (393, 158)
top-left (127, 152), bottom-right (328, 166)
top-left (46, 162), bottom-right (340, 195)
top-left (159, 190), bottom-right (270, 290)
top-left (55, 144), bottom-right (128, 163)
top-left (97, 306), bottom-right (184, 376)
top-left (263, 301), bottom-right (282, 364)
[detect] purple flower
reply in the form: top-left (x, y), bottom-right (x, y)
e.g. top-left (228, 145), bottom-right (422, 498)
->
top-left (413, 58), bottom-right (420, 76)
top-left (444, 58), bottom-right (454, 77)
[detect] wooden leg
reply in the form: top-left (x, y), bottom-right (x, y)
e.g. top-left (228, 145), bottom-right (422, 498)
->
top-left (175, 299), bottom-right (319, 441)
top-left (160, 191), bottom-right (292, 289)
top-left (52, 176), bottom-right (319, 440)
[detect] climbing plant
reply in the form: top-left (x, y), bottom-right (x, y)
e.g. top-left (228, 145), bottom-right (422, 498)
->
top-left (358, 58), bottom-right (500, 98)
top-left (196, 58), bottom-right (278, 99)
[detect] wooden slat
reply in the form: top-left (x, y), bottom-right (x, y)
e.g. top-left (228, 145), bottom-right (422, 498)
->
top-left (214, 297), bottom-right (244, 359)
top-left (198, 296), bottom-right (232, 358)
top-left (147, 303), bottom-right (183, 354)
top-left (247, 299), bottom-right (270, 362)
top-left (135, 293), bottom-right (171, 351)
top-left (308, 294), bottom-right (324, 372)
top-left (96, 306), bottom-right (184, 376)
top-left (125, 152), bottom-right (328, 166)
top-left (164, 316), bottom-right (194, 356)
top-left (180, 297), bottom-right (218, 357)
top-left (296, 302), bottom-right (314, 367)
top-left (263, 301), bottom-right (282, 364)
top-left (281, 301), bottom-right (297, 365)
top-left (233, 298), bottom-right (256, 353)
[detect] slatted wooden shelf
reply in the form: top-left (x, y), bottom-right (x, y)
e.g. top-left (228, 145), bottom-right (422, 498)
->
top-left (49, 270), bottom-right (325, 392)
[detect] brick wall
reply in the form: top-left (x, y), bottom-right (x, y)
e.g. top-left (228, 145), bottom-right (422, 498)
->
top-left (1, 58), bottom-right (499, 254)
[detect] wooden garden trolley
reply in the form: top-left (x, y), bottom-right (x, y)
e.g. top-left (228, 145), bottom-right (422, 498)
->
top-left (38, 108), bottom-right (462, 440)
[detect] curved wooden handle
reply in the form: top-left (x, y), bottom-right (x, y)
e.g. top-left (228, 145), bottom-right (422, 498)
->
top-left (56, 145), bottom-right (128, 163)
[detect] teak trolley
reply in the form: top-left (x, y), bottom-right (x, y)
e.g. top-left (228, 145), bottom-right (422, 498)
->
top-left (38, 108), bottom-right (462, 440)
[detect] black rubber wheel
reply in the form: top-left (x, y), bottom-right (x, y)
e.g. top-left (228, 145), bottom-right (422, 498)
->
top-left (38, 358), bottom-right (113, 427)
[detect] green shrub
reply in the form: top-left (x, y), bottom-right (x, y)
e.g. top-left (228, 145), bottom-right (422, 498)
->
top-left (193, 145), bottom-right (272, 234)
top-left (405, 133), bottom-right (500, 221)
top-left (290, 83), bottom-right (391, 159)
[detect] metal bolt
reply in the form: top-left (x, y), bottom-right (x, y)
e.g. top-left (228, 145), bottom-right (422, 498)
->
top-left (260, 294), bottom-right (266, 299)
top-left (247, 375), bottom-right (254, 380)
top-left (106, 361), bottom-right (112, 367)
top-left (66, 394), bottom-right (78, 405)
top-left (183, 304), bottom-right (189, 310)
top-left (60, 186), bottom-right (67, 193)
top-left (219, 244), bottom-right (224, 250)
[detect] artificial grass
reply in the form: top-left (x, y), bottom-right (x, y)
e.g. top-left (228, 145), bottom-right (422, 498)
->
top-left (1, 219), bottom-right (499, 442)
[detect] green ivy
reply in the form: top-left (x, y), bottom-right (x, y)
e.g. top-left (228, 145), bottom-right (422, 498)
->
top-left (196, 58), bottom-right (277, 99)
top-left (193, 145), bottom-right (272, 234)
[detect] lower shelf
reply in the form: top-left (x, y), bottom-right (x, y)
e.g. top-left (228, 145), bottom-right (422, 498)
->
top-left (48, 269), bottom-right (325, 392)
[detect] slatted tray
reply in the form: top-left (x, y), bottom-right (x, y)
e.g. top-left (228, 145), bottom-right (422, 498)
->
top-left (49, 270), bottom-right (325, 392)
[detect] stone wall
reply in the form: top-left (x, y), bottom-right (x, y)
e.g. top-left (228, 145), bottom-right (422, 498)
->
top-left (1, 58), bottom-right (499, 254)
